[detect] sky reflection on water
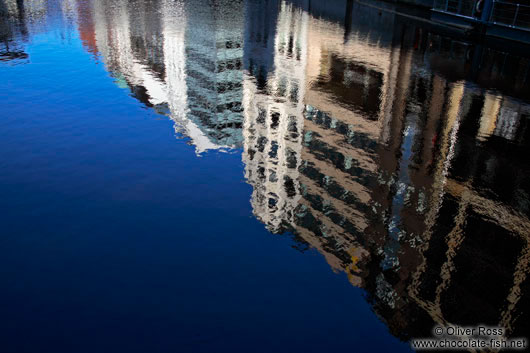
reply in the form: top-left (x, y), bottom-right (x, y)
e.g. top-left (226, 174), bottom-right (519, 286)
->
top-left (1, 0), bottom-right (529, 352)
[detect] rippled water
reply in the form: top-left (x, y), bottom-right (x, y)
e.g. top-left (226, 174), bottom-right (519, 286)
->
top-left (1, 0), bottom-right (529, 352)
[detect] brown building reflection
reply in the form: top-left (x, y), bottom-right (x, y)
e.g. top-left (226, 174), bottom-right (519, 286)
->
top-left (243, 0), bottom-right (530, 343)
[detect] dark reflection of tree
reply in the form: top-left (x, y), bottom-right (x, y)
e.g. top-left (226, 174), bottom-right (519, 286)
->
top-left (15, 0), bottom-right (28, 36)
top-left (0, 0), bottom-right (29, 63)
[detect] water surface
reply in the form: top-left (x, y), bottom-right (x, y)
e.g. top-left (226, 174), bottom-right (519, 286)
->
top-left (1, 0), bottom-right (529, 352)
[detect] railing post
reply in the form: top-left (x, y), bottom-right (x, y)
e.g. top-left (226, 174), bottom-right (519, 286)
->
top-left (481, 0), bottom-right (494, 23)
top-left (512, 4), bottom-right (520, 26)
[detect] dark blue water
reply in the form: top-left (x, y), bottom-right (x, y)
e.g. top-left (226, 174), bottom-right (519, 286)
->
top-left (1, 0), bottom-right (529, 352)
top-left (0, 3), bottom-right (410, 353)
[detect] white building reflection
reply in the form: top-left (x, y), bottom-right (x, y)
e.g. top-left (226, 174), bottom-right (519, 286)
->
top-left (86, 0), bottom-right (245, 154)
top-left (242, 1), bottom-right (308, 234)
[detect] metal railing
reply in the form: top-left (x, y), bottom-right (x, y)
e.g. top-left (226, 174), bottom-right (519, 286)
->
top-left (490, 0), bottom-right (530, 30)
top-left (433, 0), bottom-right (530, 30)
top-left (433, 0), bottom-right (477, 18)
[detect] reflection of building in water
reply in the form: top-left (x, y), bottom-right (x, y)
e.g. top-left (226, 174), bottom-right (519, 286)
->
top-left (74, 0), bottom-right (97, 56)
top-left (73, 0), bottom-right (530, 343)
top-left (86, 0), bottom-right (245, 153)
top-left (289, 2), bottom-right (399, 284)
top-left (305, 6), bottom-right (530, 337)
top-left (245, 0), bottom-right (530, 341)
top-left (242, 0), bottom-right (403, 285)
top-left (242, 2), bottom-right (371, 285)
top-left (242, 1), bottom-right (308, 234)
top-left (366, 22), bottom-right (530, 338)
top-left (3, 0), bottom-right (529, 346)
top-left (423, 33), bottom-right (530, 100)
top-left (398, 79), bottom-right (530, 339)
top-left (184, 0), bottom-right (245, 147)
top-left (243, 0), bottom-right (279, 84)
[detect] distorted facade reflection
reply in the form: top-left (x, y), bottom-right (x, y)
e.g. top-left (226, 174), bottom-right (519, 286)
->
top-left (78, 0), bottom-right (245, 153)
top-left (242, 0), bottom-right (308, 234)
top-left (67, 0), bottom-right (530, 344)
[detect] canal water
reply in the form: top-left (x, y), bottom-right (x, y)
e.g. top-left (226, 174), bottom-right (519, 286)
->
top-left (1, 0), bottom-right (529, 352)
